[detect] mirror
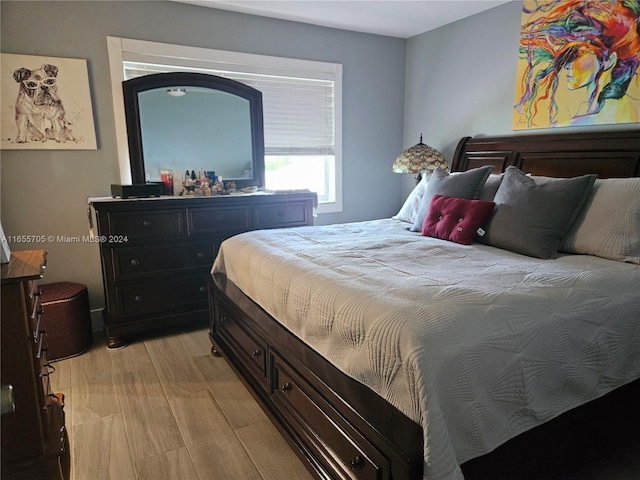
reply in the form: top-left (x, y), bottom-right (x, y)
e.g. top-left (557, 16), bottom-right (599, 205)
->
top-left (123, 72), bottom-right (265, 190)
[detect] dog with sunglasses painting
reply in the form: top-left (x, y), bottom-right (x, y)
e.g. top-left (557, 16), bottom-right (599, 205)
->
top-left (12, 63), bottom-right (76, 143)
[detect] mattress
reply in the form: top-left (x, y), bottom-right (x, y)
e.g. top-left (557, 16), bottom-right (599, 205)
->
top-left (211, 218), bottom-right (640, 480)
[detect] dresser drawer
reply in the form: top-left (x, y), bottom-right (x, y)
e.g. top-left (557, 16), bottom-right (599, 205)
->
top-left (115, 276), bottom-right (208, 319)
top-left (216, 305), bottom-right (267, 390)
top-left (187, 206), bottom-right (251, 234)
top-left (113, 242), bottom-right (215, 278)
top-left (272, 354), bottom-right (388, 480)
top-left (107, 209), bottom-right (185, 238)
top-left (253, 201), bottom-right (310, 229)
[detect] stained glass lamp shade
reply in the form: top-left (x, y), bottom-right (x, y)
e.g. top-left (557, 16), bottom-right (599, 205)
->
top-left (392, 135), bottom-right (447, 183)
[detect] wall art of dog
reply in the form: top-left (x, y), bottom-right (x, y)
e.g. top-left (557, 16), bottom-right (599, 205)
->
top-left (12, 63), bottom-right (77, 143)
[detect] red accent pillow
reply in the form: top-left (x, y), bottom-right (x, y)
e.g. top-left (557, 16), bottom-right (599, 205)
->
top-left (421, 194), bottom-right (495, 245)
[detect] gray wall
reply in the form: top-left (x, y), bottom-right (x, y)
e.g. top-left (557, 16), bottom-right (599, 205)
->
top-left (405, 2), bottom-right (522, 160)
top-left (0, 1), bottom-right (405, 321)
top-left (401, 1), bottom-right (639, 198)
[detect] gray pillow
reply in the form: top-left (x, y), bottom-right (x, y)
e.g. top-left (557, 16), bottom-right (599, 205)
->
top-left (478, 173), bottom-right (504, 201)
top-left (560, 177), bottom-right (640, 264)
top-left (479, 166), bottom-right (597, 259)
top-left (410, 165), bottom-right (494, 232)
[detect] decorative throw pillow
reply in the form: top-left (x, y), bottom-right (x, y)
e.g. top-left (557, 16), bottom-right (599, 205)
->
top-left (392, 175), bottom-right (428, 223)
top-left (560, 177), bottom-right (640, 264)
top-left (410, 165), bottom-right (494, 232)
top-left (479, 166), bottom-right (597, 259)
top-left (478, 173), bottom-right (504, 201)
top-left (422, 195), bottom-right (495, 245)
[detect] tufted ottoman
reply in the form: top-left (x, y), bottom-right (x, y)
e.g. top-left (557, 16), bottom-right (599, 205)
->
top-left (40, 282), bottom-right (93, 361)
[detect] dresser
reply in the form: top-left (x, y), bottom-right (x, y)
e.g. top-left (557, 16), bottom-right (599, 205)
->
top-left (90, 191), bottom-right (316, 348)
top-left (1, 250), bottom-right (69, 480)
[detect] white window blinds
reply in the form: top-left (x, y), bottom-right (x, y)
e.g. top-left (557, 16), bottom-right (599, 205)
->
top-left (123, 60), bottom-right (335, 157)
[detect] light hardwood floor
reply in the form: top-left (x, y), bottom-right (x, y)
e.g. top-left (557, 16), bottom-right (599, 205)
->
top-left (50, 323), bottom-right (640, 480)
top-left (50, 323), bottom-right (314, 480)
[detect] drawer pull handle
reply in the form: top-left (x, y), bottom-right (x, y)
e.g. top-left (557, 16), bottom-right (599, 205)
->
top-left (35, 328), bottom-right (47, 345)
top-left (134, 295), bottom-right (143, 303)
top-left (33, 313), bottom-right (43, 342)
top-left (199, 286), bottom-right (206, 293)
top-left (277, 210), bottom-right (285, 217)
top-left (130, 259), bottom-right (140, 267)
top-left (197, 251), bottom-right (205, 259)
top-left (251, 349), bottom-right (261, 358)
top-left (219, 316), bottom-right (227, 325)
top-left (143, 220), bottom-right (152, 227)
top-left (280, 382), bottom-right (292, 393)
top-left (31, 300), bottom-right (42, 320)
top-left (216, 214), bottom-right (224, 221)
top-left (350, 456), bottom-right (363, 470)
top-left (37, 333), bottom-right (47, 359)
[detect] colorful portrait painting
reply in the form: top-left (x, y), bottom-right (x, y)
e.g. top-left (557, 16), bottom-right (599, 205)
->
top-left (1, 53), bottom-right (97, 149)
top-left (513, 0), bottom-right (640, 130)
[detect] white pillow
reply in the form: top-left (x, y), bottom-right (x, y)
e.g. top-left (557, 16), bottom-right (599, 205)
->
top-left (561, 177), bottom-right (640, 264)
top-left (392, 175), bottom-right (428, 224)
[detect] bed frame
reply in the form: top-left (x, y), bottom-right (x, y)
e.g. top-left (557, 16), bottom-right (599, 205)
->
top-left (209, 129), bottom-right (640, 480)
top-left (451, 129), bottom-right (640, 177)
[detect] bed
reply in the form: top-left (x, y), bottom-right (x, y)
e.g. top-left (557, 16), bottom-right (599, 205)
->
top-left (207, 130), bottom-right (640, 480)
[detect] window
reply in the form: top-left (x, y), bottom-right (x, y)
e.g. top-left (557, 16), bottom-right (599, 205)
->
top-left (108, 37), bottom-right (342, 213)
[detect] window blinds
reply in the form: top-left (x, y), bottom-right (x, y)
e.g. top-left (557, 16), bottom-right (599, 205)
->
top-left (123, 61), bottom-right (335, 157)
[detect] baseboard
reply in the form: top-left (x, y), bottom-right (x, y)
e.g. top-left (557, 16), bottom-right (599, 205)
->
top-left (90, 308), bottom-right (104, 332)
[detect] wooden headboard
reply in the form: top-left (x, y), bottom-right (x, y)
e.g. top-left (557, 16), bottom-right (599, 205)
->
top-left (451, 130), bottom-right (640, 178)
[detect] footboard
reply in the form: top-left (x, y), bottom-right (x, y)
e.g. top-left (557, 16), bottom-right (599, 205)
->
top-left (208, 273), bottom-right (424, 480)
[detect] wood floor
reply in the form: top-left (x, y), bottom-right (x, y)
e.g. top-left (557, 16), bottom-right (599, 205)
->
top-left (51, 323), bottom-right (640, 480)
top-left (50, 323), bottom-right (314, 480)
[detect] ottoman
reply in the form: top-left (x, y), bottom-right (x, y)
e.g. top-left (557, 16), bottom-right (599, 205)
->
top-left (40, 282), bottom-right (93, 361)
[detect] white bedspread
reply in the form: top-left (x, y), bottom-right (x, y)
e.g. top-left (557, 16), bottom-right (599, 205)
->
top-left (211, 219), bottom-right (640, 480)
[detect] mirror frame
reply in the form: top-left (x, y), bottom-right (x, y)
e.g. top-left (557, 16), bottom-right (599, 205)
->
top-left (122, 72), bottom-right (265, 189)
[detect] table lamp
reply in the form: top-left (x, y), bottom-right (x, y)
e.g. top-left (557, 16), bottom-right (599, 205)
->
top-left (392, 134), bottom-right (447, 183)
